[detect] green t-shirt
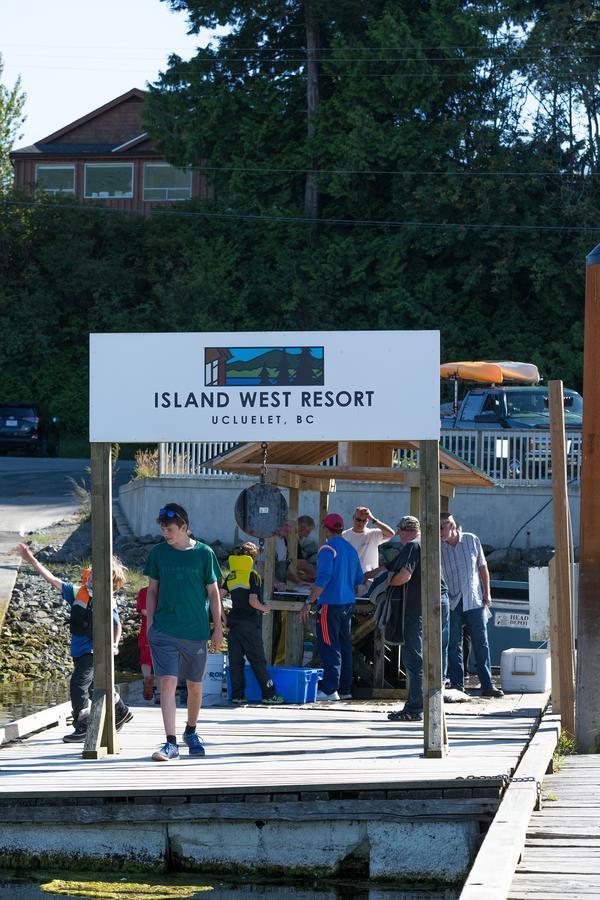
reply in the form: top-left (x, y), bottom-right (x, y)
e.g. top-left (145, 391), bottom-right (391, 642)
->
top-left (144, 540), bottom-right (222, 640)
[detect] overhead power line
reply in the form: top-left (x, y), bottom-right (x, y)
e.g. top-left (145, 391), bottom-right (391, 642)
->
top-left (3, 198), bottom-right (599, 234)
top-left (186, 165), bottom-right (596, 178)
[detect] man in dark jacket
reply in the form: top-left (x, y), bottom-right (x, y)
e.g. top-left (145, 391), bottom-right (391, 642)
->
top-left (386, 516), bottom-right (449, 722)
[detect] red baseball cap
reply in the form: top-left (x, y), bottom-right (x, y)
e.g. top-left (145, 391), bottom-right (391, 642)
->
top-left (323, 512), bottom-right (344, 531)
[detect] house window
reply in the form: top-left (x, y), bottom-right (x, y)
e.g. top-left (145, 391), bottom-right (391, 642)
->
top-left (35, 164), bottom-right (75, 195)
top-left (143, 163), bottom-right (192, 201)
top-left (205, 359), bottom-right (219, 386)
top-left (84, 163), bottom-right (133, 199)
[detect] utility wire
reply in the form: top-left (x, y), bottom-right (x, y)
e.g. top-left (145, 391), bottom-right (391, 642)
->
top-left (180, 165), bottom-right (598, 178)
top-left (8, 51), bottom-right (600, 63)
top-left (3, 198), bottom-right (600, 233)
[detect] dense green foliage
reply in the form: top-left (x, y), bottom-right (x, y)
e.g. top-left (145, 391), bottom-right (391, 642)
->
top-left (1, 1), bottom-right (599, 434)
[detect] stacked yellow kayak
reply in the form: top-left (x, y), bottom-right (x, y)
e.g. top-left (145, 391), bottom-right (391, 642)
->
top-left (440, 361), bottom-right (540, 384)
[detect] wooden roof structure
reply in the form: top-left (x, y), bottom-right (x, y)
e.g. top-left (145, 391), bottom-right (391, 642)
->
top-left (204, 439), bottom-right (495, 497)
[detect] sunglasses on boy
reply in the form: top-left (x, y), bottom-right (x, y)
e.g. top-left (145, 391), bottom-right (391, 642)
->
top-left (158, 508), bottom-right (187, 525)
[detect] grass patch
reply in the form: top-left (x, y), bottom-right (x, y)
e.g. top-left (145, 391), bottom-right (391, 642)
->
top-left (134, 448), bottom-right (158, 478)
top-left (553, 730), bottom-right (576, 771)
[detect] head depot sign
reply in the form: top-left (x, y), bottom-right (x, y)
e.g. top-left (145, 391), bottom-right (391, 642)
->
top-left (89, 331), bottom-right (440, 442)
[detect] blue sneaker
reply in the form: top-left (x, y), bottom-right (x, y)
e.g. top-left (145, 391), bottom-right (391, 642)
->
top-left (182, 731), bottom-right (206, 757)
top-left (151, 741), bottom-right (179, 762)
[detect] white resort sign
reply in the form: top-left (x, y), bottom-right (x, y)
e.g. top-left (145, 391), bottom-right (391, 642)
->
top-left (89, 330), bottom-right (440, 442)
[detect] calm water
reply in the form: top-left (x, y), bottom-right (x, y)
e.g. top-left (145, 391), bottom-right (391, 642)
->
top-left (0, 872), bottom-right (460, 899)
top-left (0, 674), bottom-right (140, 726)
top-left (0, 679), bottom-right (70, 726)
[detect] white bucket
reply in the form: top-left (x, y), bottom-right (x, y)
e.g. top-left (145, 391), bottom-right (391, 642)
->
top-left (203, 652), bottom-right (225, 698)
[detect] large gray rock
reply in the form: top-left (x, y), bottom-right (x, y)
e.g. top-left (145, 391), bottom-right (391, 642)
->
top-left (523, 546), bottom-right (555, 568)
top-left (486, 547), bottom-right (522, 573)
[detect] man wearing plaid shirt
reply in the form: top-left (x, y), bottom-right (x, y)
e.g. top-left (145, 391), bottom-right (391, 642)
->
top-left (440, 514), bottom-right (503, 698)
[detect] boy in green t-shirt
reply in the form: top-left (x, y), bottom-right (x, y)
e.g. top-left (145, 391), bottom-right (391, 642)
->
top-left (144, 502), bottom-right (223, 761)
top-left (221, 543), bottom-right (283, 705)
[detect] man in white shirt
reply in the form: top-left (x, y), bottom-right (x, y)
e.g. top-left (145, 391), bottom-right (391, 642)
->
top-left (342, 507), bottom-right (394, 593)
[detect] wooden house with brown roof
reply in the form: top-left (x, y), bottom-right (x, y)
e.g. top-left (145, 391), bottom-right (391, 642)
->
top-left (10, 88), bottom-right (208, 214)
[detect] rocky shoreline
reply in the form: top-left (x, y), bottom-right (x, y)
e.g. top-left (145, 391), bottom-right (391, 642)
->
top-left (0, 515), bottom-right (232, 684)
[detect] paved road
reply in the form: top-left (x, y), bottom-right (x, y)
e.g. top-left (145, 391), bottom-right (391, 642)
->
top-left (0, 456), bottom-right (135, 625)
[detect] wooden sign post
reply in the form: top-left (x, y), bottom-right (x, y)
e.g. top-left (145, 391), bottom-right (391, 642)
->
top-left (83, 442), bottom-right (118, 758)
top-left (548, 381), bottom-right (575, 737)
top-left (420, 440), bottom-right (447, 757)
top-left (576, 243), bottom-right (600, 751)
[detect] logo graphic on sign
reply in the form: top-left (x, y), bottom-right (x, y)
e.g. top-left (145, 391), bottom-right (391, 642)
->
top-left (205, 346), bottom-right (324, 387)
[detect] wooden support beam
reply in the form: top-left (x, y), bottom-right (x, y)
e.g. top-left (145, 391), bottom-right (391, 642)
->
top-left (285, 610), bottom-right (305, 667)
top-left (84, 443), bottom-right (118, 758)
top-left (373, 629), bottom-right (386, 688)
top-left (576, 243), bottom-right (600, 752)
top-left (420, 440), bottom-right (447, 758)
top-left (548, 380), bottom-right (575, 737)
top-left (284, 488), bottom-right (304, 665)
top-left (217, 463), bottom-right (492, 487)
top-left (81, 690), bottom-right (107, 760)
top-left (318, 491), bottom-right (329, 545)
top-left (547, 555), bottom-right (561, 714)
top-left (288, 488), bottom-right (299, 574)
top-left (266, 469), bottom-right (336, 493)
top-left (410, 486), bottom-right (420, 518)
top-left (262, 537), bottom-right (275, 663)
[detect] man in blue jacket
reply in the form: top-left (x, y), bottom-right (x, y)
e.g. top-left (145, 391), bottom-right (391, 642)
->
top-left (300, 513), bottom-right (364, 701)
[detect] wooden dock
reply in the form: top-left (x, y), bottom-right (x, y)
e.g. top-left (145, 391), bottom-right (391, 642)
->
top-left (509, 754), bottom-right (600, 898)
top-left (0, 690), bottom-right (548, 883)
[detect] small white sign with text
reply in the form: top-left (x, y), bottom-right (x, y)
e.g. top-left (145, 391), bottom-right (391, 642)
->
top-left (89, 331), bottom-right (440, 442)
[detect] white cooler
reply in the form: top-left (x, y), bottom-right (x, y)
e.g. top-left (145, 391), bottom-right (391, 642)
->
top-left (202, 652), bottom-right (225, 703)
top-left (500, 648), bottom-right (551, 693)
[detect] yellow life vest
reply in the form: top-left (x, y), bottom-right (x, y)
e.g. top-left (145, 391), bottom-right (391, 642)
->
top-left (225, 555), bottom-right (260, 592)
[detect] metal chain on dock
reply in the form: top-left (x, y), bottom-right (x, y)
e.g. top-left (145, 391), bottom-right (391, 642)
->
top-left (457, 774), bottom-right (542, 807)
top-left (260, 441), bottom-right (268, 483)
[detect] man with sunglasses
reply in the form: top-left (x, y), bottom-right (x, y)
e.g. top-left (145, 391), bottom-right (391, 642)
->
top-left (342, 506), bottom-right (395, 595)
top-left (145, 503), bottom-right (223, 761)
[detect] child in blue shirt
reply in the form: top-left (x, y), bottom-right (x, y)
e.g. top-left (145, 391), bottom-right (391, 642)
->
top-left (15, 543), bottom-right (133, 742)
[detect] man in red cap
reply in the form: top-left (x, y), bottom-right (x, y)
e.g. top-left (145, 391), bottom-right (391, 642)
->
top-left (300, 513), bottom-right (364, 700)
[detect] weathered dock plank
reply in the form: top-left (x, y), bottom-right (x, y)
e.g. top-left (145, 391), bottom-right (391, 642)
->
top-left (0, 703), bottom-right (542, 800)
top-left (459, 712), bottom-right (561, 900)
top-left (508, 754), bottom-right (600, 899)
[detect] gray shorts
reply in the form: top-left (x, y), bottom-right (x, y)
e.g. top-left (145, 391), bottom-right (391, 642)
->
top-left (148, 624), bottom-right (208, 682)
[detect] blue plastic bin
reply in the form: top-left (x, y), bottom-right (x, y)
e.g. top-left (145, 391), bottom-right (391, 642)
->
top-left (226, 665), bottom-right (323, 704)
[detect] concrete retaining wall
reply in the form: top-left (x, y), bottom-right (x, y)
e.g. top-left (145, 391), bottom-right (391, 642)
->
top-left (119, 476), bottom-right (580, 551)
top-left (0, 815), bottom-right (479, 882)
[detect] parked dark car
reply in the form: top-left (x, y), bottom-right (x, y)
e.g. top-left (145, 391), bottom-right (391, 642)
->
top-left (440, 386), bottom-right (582, 479)
top-left (0, 403), bottom-right (60, 456)
top-left (441, 386), bottom-right (583, 431)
